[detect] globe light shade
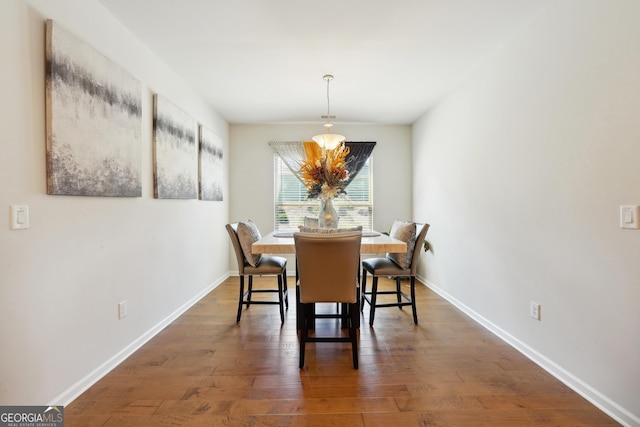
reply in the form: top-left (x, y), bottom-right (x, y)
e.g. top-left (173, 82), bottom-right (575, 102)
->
top-left (312, 132), bottom-right (345, 150)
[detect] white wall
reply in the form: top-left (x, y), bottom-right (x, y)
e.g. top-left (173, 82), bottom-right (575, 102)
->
top-left (0, 0), bottom-right (229, 405)
top-left (228, 124), bottom-right (412, 270)
top-left (412, 1), bottom-right (640, 425)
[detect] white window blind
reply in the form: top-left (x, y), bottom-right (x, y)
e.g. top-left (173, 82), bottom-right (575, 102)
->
top-left (274, 155), bottom-right (373, 231)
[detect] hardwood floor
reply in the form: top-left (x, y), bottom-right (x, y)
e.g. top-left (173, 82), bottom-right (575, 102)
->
top-left (66, 276), bottom-right (620, 426)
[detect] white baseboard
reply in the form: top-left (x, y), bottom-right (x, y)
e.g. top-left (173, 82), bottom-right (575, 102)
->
top-left (52, 274), bottom-right (229, 406)
top-left (416, 275), bottom-right (639, 427)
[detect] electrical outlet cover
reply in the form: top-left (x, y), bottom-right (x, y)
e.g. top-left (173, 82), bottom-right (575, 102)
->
top-left (118, 301), bottom-right (128, 319)
top-left (530, 301), bottom-right (540, 320)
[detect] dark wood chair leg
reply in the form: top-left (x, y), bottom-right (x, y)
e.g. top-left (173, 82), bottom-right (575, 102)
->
top-left (299, 303), bottom-right (309, 369)
top-left (369, 276), bottom-right (378, 326)
top-left (236, 276), bottom-right (245, 323)
top-left (283, 269), bottom-right (289, 309)
top-left (277, 275), bottom-right (285, 323)
top-left (361, 269), bottom-right (367, 312)
top-left (355, 286), bottom-right (360, 329)
top-left (410, 276), bottom-right (418, 324)
top-left (396, 277), bottom-right (403, 309)
top-left (340, 303), bottom-right (348, 328)
top-left (247, 276), bottom-right (253, 307)
top-left (350, 302), bottom-right (358, 369)
top-left (296, 284), bottom-right (303, 331)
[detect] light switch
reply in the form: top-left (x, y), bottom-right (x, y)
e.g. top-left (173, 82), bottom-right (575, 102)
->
top-left (10, 205), bottom-right (30, 230)
top-left (620, 205), bottom-right (639, 229)
top-left (624, 210), bottom-right (633, 224)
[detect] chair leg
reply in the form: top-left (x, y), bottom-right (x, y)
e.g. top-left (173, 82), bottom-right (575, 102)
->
top-left (283, 268), bottom-right (289, 309)
top-left (361, 269), bottom-right (367, 312)
top-left (296, 284), bottom-right (302, 331)
top-left (247, 276), bottom-right (253, 307)
top-left (340, 303), bottom-right (348, 328)
top-left (299, 304), bottom-right (309, 369)
top-left (396, 277), bottom-right (403, 309)
top-left (355, 286), bottom-right (360, 329)
top-left (369, 276), bottom-right (378, 326)
top-left (277, 274), bottom-right (285, 323)
top-left (236, 275), bottom-right (245, 323)
top-left (410, 276), bottom-right (418, 324)
top-left (350, 302), bottom-right (358, 369)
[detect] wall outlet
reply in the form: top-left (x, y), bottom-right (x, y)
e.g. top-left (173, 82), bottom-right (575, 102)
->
top-left (118, 301), bottom-right (128, 319)
top-left (530, 301), bottom-right (541, 320)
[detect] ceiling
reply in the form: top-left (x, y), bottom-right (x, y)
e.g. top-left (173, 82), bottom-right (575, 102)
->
top-left (98, 0), bottom-right (551, 125)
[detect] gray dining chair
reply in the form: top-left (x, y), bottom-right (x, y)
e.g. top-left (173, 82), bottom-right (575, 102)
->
top-left (226, 221), bottom-right (288, 323)
top-left (361, 221), bottom-right (430, 326)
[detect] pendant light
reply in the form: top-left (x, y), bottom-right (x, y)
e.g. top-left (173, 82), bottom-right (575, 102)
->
top-left (312, 74), bottom-right (345, 150)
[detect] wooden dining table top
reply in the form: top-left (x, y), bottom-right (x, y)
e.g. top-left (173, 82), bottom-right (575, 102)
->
top-left (252, 230), bottom-right (407, 255)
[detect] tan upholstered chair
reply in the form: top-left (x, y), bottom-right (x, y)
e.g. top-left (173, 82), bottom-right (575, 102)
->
top-left (294, 231), bottom-right (362, 369)
top-left (226, 222), bottom-right (288, 323)
top-left (361, 221), bottom-right (430, 326)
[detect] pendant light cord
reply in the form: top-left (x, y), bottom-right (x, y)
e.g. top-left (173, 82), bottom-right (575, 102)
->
top-left (322, 74), bottom-right (335, 125)
top-left (325, 75), bottom-right (331, 119)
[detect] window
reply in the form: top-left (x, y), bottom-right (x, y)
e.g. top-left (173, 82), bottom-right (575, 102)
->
top-left (274, 155), bottom-right (373, 231)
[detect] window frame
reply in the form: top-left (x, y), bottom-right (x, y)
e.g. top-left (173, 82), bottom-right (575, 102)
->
top-left (273, 155), bottom-right (374, 231)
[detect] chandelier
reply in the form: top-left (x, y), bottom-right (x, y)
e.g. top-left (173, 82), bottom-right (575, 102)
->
top-left (312, 74), bottom-right (345, 150)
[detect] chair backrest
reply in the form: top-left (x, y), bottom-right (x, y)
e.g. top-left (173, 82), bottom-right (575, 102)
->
top-left (225, 222), bottom-right (247, 274)
top-left (409, 223), bottom-right (430, 275)
top-left (304, 215), bottom-right (340, 228)
top-left (303, 216), bottom-right (318, 227)
top-left (294, 231), bottom-right (362, 304)
top-left (298, 225), bottom-right (362, 234)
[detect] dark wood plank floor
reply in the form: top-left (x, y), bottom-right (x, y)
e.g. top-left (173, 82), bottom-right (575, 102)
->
top-left (66, 276), bottom-right (620, 426)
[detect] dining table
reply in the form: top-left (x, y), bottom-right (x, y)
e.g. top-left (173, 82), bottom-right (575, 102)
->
top-left (251, 230), bottom-right (407, 255)
top-left (252, 230), bottom-right (407, 330)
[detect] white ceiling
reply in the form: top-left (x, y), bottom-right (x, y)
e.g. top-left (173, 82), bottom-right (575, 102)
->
top-left (98, 0), bottom-right (552, 125)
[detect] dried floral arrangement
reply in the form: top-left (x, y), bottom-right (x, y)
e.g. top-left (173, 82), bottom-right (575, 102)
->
top-left (299, 141), bottom-right (350, 200)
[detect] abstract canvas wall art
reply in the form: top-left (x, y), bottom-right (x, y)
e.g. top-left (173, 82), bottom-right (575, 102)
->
top-left (45, 20), bottom-right (142, 197)
top-left (198, 125), bottom-right (223, 201)
top-left (153, 94), bottom-right (198, 199)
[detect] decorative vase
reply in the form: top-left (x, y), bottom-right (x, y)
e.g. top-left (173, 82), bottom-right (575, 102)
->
top-left (318, 197), bottom-right (338, 228)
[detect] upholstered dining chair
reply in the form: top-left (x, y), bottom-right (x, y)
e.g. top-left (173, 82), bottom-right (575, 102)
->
top-left (294, 231), bottom-right (362, 369)
top-left (295, 226), bottom-right (363, 330)
top-left (304, 215), bottom-right (340, 228)
top-left (361, 220), bottom-right (430, 326)
top-left (226, 221), bottom-right (288, 323)
top-left (303, 216), bottom-right (318, 227)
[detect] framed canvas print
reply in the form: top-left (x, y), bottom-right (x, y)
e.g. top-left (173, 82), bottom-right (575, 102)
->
top-left (45, 19), bottom-right (142, 197)
top-left (152, 94), bottom-right (198, 199)
top-left (198, 124), bottom-right (223, 201)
